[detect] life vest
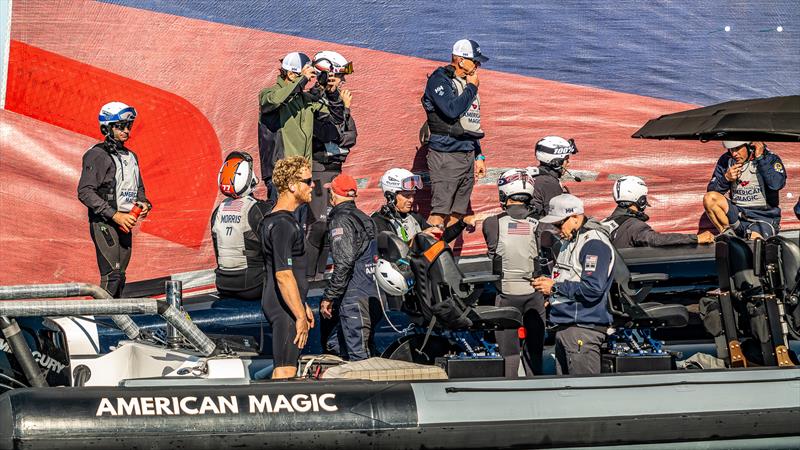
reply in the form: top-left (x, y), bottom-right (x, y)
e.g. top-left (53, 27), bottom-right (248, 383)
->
top-left (730, 160), bottom-right (767, 208)
top-left (212, 196), bottom-right (262, 271)
top-left (109, 149), bottom-right (140, 213)
top-left (495, 213), bottom-right (539, 295)
top-left (425, 66), bottom-right (484, 140)
top-left (549, 219), bottom-right (615, 325)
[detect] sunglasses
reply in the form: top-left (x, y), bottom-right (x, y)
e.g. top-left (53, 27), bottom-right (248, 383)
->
top-left (298, 177), bottom-right (313, 186)
top-left (112, 121), bottom-right (134, 131)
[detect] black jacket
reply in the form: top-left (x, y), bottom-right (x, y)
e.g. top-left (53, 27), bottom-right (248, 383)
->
top-left (530, 166), bottom-right (566, 219)
top-left (77, 140), bottom-right (150, 222)
top-left (312, 88), bottom-right (357, 171)
top-left (371, 207), bottom-right (467, 244)
top-left (324, 201), bottom-right (377, 302)
top-left (604, 206), bottom-right (697, 249)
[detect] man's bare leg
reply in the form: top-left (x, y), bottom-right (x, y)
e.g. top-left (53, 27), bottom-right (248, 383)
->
top-left (703, 191), bottom-right (730, 232)
top-left (428, 213), bottom-right (447, 228)
top-left (447, 213), bottom-right (463, 227)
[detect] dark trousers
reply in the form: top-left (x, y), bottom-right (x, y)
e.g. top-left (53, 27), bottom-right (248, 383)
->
top-left (89, 221), bottom-right (132, 298)
top-left (554, 326), bottom-right (607, 375)
top-left (306, 165), bottom-right (340, 277)
top-left (495, 292), bottom-right (547, 377)
top-left (326, 295), bottom-right (382, 361)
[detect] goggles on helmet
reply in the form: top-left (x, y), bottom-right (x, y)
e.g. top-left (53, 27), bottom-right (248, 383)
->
top-left (498, 171), bottom-right (533, 187)
top-left (401, 175), bottom-right (423, 191)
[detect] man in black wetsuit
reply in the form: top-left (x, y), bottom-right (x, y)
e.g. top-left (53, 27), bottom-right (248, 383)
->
top-left (78, 101), bottom-right (151, 298)
top-left (260, 156), bottom-right (316, 379)
top-left (482, 169), bottom-right (546, 377)
top-left (319, 174), bottom-right (381, 361)
top-left (602, 176), bottom-right (714, 249)
top-left (211, 151), bottom-right (273, 300)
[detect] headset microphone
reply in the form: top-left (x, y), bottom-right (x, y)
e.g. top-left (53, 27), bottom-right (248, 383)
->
top-left (565, 168), bottom-right (582, 182)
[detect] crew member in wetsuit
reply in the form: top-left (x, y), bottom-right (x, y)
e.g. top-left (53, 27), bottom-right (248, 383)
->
top-left (603, 176), bottom-right (714, 248)
top-left (78, 102), bottom-right (151, 298)
top-left (482, 169), bottom-right (546, 377)
top-left (260, 156), bottom-right (316, 379)
top-left (306, 51), bottom-right (357, 279)
top-left (533, 194), bottom-right (615, 375)
top-left (371, 168), bottom-right (471, 244)
top-left (527, 136), bottom-right (579, 219)
top-left (319, 174), bottom-right (381, 361)
top-left (211, 152), bottom-right (274, 300)
top-left (703, 141), bottom-right (787, 240)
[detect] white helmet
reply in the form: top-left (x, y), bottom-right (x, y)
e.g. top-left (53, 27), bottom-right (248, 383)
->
top-left (535, 136), bottom-right (578, 168)
top-left (98, 101), bottom-right (136, 136)
top-left (380, 168), bottom-right (423, 195)
top-left (613, 175), bottom-right (650, 209)
top-left (218, 151), bottom-right (258, 199)
top-left (375, 258), bottom-right (414, 296)
top-left (498, 168), bottom-right (535, 204)
top-left (313, 51), bottom-right (354, 74)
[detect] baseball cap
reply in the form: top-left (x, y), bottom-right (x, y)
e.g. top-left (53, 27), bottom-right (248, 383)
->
top-left (540, 194), bottom-right (584, 224)
top-left (325, 173), bottom-right (358, 197)
top-left (452, 39), bottom-right (489, 63)
top-left (722, 140), bottom-right (750, 149)
top-left (280, 52), bottom-right (311, 74)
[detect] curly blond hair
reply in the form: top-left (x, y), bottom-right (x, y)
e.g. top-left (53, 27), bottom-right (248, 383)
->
top-left (272, 156), bottom-right (311, 195)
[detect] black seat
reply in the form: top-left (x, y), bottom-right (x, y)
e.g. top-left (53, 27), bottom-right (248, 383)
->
top-left (609, 248), bottom-right (687, 328)
top-left (766, 236), bottom-right (800, 293)
top-left (380, 232), bottom-right (521, 331)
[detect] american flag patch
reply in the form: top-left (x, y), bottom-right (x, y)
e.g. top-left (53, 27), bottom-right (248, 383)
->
top-left (507, 222), bottom-right (531, 235)
top-left (331, 227), bottom-right (344, 238)
top-left (222, 199), bottom-right (243, 211)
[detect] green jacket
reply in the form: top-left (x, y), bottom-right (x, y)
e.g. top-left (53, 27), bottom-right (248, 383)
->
top-left (258, 76), bottom-right (325, 179)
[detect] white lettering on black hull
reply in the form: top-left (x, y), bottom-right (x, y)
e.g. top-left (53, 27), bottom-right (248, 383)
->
top-left (95, 393), bottom-right (337, 416)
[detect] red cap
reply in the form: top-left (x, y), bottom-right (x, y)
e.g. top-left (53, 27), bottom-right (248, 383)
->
top-left (325, 174), bottom-right (358, 197)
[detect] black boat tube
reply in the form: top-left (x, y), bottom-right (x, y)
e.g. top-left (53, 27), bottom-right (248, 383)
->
top-left (0, 369), bottom-right (798, 450)
top-left (0, 317), bottom-right (46, 388)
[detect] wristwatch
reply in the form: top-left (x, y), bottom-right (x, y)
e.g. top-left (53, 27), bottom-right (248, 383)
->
top-left (475, 154), bottom-right (486, 161)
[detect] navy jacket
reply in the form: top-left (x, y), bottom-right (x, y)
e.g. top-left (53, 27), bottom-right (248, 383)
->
top-left (706, 150), bottom-right (786, 217)
top-left (324, 201), bottom-right (378, 303)
top-left (421, 65), bottom-right (481, 153)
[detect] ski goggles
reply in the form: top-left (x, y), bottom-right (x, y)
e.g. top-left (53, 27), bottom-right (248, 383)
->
top-left (333, 61), bottom-right (354, 74)
top-left (400, 175), bottom-right (423, 191)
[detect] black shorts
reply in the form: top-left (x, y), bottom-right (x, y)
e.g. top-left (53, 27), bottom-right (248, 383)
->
top-left (725, 199), bottom-right (780, 238)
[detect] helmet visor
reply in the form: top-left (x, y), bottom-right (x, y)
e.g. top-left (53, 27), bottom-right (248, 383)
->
top-left (401, 175), bottom-right (423, 191)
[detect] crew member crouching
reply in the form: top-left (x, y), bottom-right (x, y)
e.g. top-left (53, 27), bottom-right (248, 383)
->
top-left (532, 194), bottom-right (615, 375)
top-left (482, 169), bottom-right (546, 377)
top-left (211, 152), bottom-right (274, 300)
top-left (372, 168), bottom-right (471, 244)
top-left (703, 141), bottom-right (786, 240)
top-left (528, 136), bottom-right (579, 219)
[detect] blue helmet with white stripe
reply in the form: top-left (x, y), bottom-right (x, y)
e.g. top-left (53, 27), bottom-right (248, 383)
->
top-left (98, 101), bottom-right (137, 136)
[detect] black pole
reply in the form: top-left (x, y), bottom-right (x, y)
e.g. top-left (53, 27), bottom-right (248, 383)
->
top-left (0, 316), bottom-right (47, 388)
